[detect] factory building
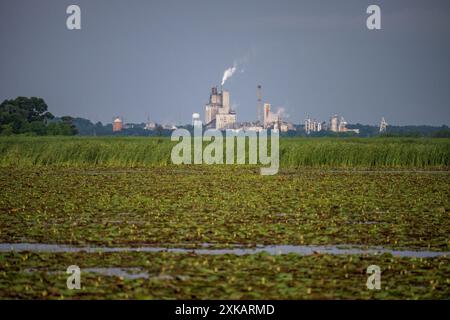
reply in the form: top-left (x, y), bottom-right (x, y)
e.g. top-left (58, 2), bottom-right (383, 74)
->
top-left (263, 103), bottom-right (279, 129)
top-left (338, 116), bottom-right (347, 132)
top-left (330, 114), bottom-right (340, 132)
top-left (144, 121), bottom-right (157, 130)
top-left (329, 114), bottom-right (348, 133)
top-left (304, 118), bottom-right (324, 134)
top-left (202, 84), bottom-right (291, 132)
top-left (329, 114), bottom-right (359, 134)
top-left (205, 86), bottom-right (236, 130)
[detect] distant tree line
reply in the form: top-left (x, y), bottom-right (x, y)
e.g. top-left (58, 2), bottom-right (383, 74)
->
top-left (2, 96), bottom-right (448, 138)
top-left (74, 120), bottom-right (450, 138)
top-left (73, 118), bottom-right (176, 136)
top-left (346, 123), bottom-right (450, 138)
top-left (0, 97), bottom-right (77, 136)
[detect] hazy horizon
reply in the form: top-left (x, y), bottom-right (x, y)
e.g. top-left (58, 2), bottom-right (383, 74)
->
top-left (1, 0), bottom-right (449, 126)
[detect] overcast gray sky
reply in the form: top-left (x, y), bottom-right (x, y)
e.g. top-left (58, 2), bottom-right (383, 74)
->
top-left (1, 0), bottom-right (449, 125)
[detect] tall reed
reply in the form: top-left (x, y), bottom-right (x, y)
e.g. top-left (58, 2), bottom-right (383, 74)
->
top-left (0, 136), bottom-right (448, 168)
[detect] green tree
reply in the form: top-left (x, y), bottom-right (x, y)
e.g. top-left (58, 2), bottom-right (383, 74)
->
top-left (0, 97), bottom-right (79, 136)
top-left (0, 97), bottom-right (54, 134)
top-left (61, 116), bottom-right (78, 135)
top-left (0, 123), bottom-right (14, 136)
top-left (28, 121), bottom-right (48, 135)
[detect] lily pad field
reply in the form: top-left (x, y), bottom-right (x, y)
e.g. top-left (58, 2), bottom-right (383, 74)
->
top-left (0, 137), bottom-right (449, 299)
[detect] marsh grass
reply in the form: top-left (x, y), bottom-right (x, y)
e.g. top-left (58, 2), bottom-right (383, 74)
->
top-left (0, 136), bottom-right (448, 168)
top-left (280, 138), bottom-right (450, 167)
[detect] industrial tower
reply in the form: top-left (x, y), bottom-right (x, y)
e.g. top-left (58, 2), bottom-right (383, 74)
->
top-left (257, 85), bottom-right (262, 124)
top-left (379, 117), bottom-right (388, 133)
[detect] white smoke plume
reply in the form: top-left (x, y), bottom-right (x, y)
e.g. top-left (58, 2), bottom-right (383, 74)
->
top-left (276, 107), bottom-right (290, 120)
top-left (221, 50), bottom-right (255, 86)
top-left (221, 64), bottom-right (237, 86)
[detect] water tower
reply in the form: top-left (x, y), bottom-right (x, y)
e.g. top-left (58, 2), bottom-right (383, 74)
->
top-left (192, 113), bottom-right (202, 127)
top-left (113, 117), bottom-right (123, 132)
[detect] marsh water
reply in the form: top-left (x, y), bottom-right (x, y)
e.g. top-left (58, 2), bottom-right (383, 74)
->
top-left (0, 243), bottom-right (448, 258)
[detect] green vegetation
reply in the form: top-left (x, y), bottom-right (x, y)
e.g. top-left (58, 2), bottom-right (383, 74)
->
top-left (1, 252), bottom-right (448, 299)
top-left (0, 137), bottom-right (448, 299)
top-left (0, 136), bottom-right (449, 168)
top-left (281, 138), bottom-right (449, 168)
top-left (1, 166), bottom-right (448, 249)
top-left (0, 97), bottom-right (77, 136)
top-left (0, 166), bottom-right (449, 299)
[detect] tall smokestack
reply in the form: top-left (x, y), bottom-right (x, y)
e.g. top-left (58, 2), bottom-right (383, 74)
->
top-left (257, 85), bottom-right (262, 124)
